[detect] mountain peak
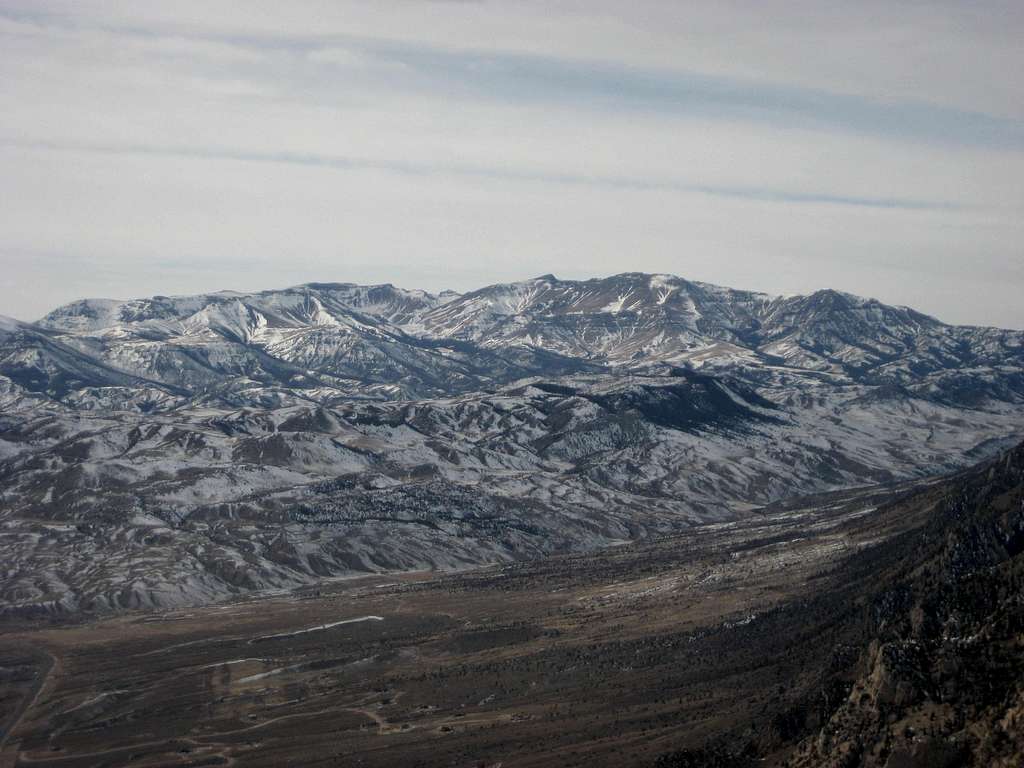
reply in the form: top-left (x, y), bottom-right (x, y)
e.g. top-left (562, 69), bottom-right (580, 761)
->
top-left (21, 273), bottom-right (1021, 407)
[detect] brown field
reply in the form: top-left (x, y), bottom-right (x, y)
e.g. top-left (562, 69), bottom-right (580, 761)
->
top-left (0, 480), bottom-right (941, 768)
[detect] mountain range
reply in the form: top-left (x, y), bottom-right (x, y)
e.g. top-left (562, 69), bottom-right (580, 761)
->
top-left (2, 273), bottom-right (1022, 616)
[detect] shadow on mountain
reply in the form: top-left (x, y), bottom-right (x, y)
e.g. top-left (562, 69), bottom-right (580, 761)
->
top-left (657, 440), bottom-right (1024, 767)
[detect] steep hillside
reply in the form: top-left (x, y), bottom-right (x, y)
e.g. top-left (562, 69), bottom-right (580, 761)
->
top-left (783, 440), bottom-right (1024, 768)
top-left (656, 439), bottom-right (1024, 768)
top-left (1, 369), bottom-right (1020, 616)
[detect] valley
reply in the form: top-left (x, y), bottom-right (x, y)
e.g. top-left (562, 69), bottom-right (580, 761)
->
top-left (2, 443), bottom-right (1022, 767)
top-left (6, 4), bottom-right (1022, 765)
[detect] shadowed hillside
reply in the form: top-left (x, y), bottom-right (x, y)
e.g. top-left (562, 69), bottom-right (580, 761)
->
top-left (657, 439), bottom-right (1024, 767)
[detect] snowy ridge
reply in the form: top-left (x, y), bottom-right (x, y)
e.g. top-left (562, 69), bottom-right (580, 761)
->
top-left (1, 272), bottom-right (1023, 616)
top-left (31, 273), bottom-right (1024, 407)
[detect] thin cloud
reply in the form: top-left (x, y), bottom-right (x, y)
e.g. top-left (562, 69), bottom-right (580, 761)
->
top-left (0, 2), bottom-right (1020, 329)
top-left (4, 8), bottom-right (1023, 150)
top-left (1, 138), bottom-right (963, 212)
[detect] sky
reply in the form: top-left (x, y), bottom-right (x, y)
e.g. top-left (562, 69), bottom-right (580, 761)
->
top-left (0, 1), bottom-right (1022, 328)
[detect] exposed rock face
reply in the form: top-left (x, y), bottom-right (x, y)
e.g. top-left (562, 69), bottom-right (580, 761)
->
top-left (784, 442), bottom-right (1024, 768)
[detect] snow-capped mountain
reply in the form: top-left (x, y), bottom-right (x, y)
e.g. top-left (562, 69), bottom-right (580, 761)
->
top-left (416, 273), bottom-right (1024, 402)
top-left (37, 282), bottom-right (449, 332)
top-left (34, 282), bottom-right (605, 403)
top-left (28, 273), bottom-right (1024, 406)
top-left (415, 273), bottom-right (771, 366)
top-left (2, 273), bottom-right (1023, 616)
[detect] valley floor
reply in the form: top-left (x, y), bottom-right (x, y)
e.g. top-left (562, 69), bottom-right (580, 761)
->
top-left (0, 478), bottom-right (949, 768)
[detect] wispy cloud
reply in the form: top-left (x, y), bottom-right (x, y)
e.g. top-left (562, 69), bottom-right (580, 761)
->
top-left (0, 2), bottom-right (1021, 328)
top-left (1, 138), bottom-right (961, 212)
top-left (4, 7), bottom-right (1023, 150)
top-left (345, 44), bottom-right (1024, 152)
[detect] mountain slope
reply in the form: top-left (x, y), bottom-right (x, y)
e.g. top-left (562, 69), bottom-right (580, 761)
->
top-left (785, 440), bottom-right (1024, 768)
top-left (414, 274), bottom-right (1024, 403)
top-left (415, 273), bottom-right (772, 364)
top-left (0, 316), bottom-right (182, 405)
top-left (30, 273), bottom-right (1024, 410)
top-left (37, 283), bottom-right (599, 402)
top-left (1, 366), bottom-right (1021, 616)
top-left (646, 440), bottom-right (1024, 768)
top-left (1, 273), bottom-right (1022, 617)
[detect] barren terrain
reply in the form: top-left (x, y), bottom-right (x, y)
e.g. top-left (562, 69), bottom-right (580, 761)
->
top-left (0, 477), bottom-right (959, 767)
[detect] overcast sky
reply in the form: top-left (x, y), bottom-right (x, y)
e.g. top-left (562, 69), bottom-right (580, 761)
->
top-left (1, 1), bottom-right (1022, 327)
